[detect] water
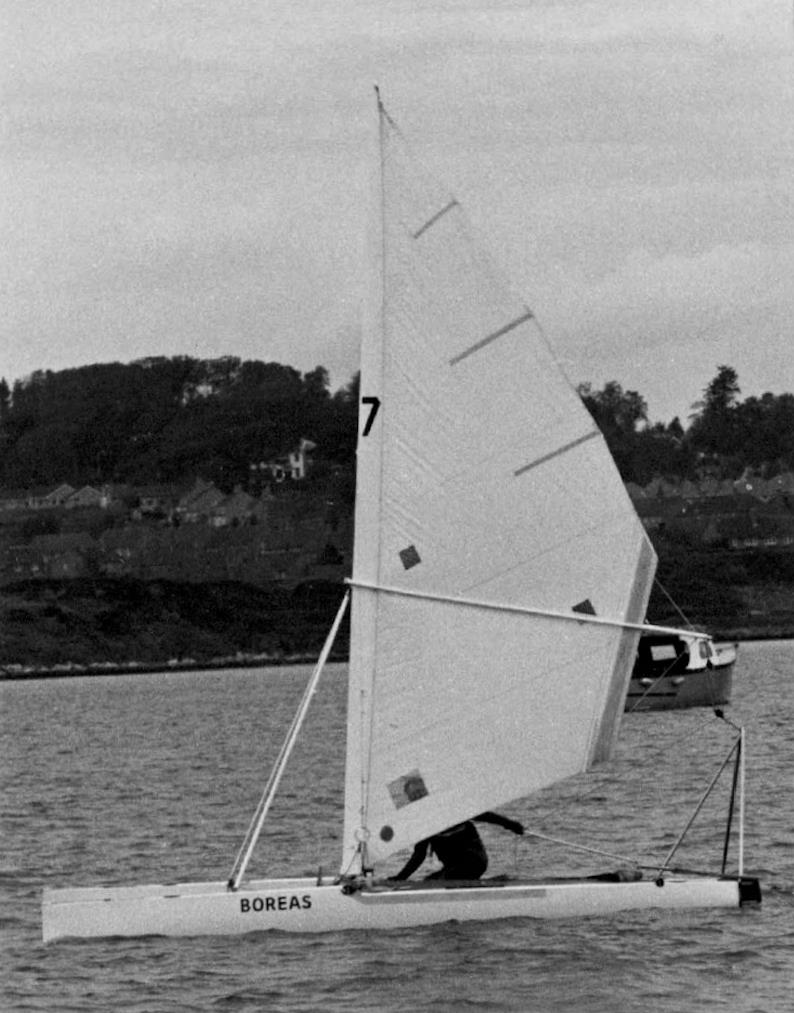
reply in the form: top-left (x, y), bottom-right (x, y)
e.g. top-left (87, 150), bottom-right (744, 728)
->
top-left (2, 641), bottom-right (793, 1012)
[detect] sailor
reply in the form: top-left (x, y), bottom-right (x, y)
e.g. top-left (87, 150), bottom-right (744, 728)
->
top-left (392, 812), bottom-right (524, 881)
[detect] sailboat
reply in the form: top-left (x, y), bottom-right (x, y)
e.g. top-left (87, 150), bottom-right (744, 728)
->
top-left (41, 92), bottom-right (760, 942)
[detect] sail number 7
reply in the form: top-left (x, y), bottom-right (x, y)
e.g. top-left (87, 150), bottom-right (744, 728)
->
top-left (361, 396), bottom-right (381, 436)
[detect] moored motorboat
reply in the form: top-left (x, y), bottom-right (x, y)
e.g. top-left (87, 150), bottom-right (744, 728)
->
top-left (627, 632), bottom-right (737, 711)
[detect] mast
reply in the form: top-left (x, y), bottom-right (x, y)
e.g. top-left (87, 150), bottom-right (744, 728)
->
top-left (339, 88), bottom-right (389, 877)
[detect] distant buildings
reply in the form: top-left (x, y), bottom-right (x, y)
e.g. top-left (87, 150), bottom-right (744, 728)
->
top-left (0, 464), bottom-right (791, 586)
top-left (0, 439), bottom-right (351, 586)
top-left (628, 469), bottom-right (794, 549)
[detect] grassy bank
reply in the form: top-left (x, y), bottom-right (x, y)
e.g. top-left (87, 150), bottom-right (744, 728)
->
top-left (2, 552), bottom-right (793, 677)
top-left (0, 577), bottom-right (349, 675)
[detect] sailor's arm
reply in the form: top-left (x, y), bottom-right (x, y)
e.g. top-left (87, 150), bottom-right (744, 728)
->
top-left (474, 812), bottom-right (524, 835)
top-left (392, 839), bottom-right (430, 880)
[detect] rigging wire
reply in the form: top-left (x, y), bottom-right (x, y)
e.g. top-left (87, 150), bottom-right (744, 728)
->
top-left (520, 692), bottom-right (743, 875)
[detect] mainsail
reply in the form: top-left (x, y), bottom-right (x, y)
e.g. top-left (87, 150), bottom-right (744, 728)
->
top-left (341, 96), bottom-right (656, 874)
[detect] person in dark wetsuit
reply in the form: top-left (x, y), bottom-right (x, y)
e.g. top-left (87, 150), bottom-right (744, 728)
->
top-left (392, 812), bottom-right (525, 881)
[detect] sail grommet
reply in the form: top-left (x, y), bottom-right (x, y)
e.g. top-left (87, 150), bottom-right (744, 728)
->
top-left (354, 826), bottom-right (371, 843)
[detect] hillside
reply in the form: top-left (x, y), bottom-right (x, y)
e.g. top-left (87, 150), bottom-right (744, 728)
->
top-left (0, 578), bottom-right (349, 675)
top-left (647, 540), bottom-right (794, 640)
top-left (2, 544), bottom-right (793, 677)
top-left (2, 357), bottom-right (793, 674)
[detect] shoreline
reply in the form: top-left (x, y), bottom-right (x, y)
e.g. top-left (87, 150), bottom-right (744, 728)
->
top-left (0, 652), bottom-right (348, 681)
top-left (3, 631), bottom-right (792, 681)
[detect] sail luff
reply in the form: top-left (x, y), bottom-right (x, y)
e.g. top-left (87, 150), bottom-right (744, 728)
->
top-left (340, 92), bottom-right (389, 875)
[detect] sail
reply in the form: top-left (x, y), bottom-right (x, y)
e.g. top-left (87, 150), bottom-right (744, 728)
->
top-left (341, 97), bottom-right (656, 873)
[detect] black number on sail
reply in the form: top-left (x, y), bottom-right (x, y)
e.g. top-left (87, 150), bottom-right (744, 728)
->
top-left (361, 396), bottom-right (381, 436)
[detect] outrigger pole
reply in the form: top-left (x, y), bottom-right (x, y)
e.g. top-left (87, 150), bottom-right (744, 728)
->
top-left (656, 729), bottom-right (744, 882)
top-left (227, 590), bottom-right (350, 891)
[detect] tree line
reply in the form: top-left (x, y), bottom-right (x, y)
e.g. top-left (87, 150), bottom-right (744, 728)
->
top-left (0, 357), bottom-right (358, 490)
top-left (0, 358), bottom-right (791, 490)
top-left (577, 365), bottom-right (794, 485)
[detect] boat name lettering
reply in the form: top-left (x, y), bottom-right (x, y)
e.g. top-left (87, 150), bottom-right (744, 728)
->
top-left (239, 894), bottom-right (312, 914)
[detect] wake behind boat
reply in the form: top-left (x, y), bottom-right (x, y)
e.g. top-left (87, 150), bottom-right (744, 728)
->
top-left (42, 91), bottom-right (760, 942)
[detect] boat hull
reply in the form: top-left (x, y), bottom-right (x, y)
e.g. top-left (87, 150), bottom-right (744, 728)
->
top-left (626, 660), bottom-right (734, 711)
top-left (42, 874), bottom-right (759, 942)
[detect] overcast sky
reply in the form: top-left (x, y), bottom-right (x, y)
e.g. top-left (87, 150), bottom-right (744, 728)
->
top-left (3, 0), bottom-right (793, 424)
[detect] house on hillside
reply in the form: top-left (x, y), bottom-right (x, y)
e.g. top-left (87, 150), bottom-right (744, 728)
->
top-left (33, 484), bottom-right (76, 509)
top-left (30, 531), bottom-right (97, 577)
top-left (643, 477), bottom-right (681, 499)
top-left (65, 485), bottom-right (106, 510)
top-left (132, 484), bottom-right (181, 521)
top-left (255, 438), bottom-right (317, 484)
top-left (678, 479), bottom-right (701, 501)
top-left (175, 479), bottom-right (226, 524)
top-left (99, 528), bottom-right (139, 576)
top-left (767, 471), bottom-right (794, 497)
top-left (0, 543), bottom-right (41, 579)
top-left (0, 489), bottom-right (32, 512)
top-left (209, 486), bottom-right (272, 528)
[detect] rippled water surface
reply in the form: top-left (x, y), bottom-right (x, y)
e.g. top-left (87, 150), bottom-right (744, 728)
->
top-left (2, 641), bottom-right (793, 1011)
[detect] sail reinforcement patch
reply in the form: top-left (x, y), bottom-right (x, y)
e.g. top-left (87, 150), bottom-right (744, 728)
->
top-left (399, 544), bottom-right (421, 570)
top-left (388, 770), bottom-right (428, 809)
top-left (572, 599), bottom-right (596, 616)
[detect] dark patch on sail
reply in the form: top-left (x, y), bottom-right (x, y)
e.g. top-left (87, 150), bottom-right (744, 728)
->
top-left (399, 544), bottom-right (421, 570)
top-left (388, 771), bottom-right (428, 809)
top-left (572, 599), bottom-right (596, 616)
top-left (380, 825), bottom-right (394, 842)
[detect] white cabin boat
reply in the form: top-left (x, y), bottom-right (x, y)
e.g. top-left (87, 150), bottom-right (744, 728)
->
top-left (627, 632), bottom-right (737, 711)
top-left (42, 91), bottom-right (760, 943)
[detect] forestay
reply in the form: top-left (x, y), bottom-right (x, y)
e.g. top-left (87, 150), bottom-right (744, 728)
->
top-left (341, 97), bottom-right (657, 874)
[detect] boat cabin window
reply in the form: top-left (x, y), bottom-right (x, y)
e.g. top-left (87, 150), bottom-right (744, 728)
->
top-left (633, 636), bottom-right (689, 675)
top-left (649, 644), bottom-right (678, 662)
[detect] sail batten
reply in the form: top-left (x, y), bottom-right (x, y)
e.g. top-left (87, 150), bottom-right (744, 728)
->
top-left (514, 430), bottom-right (600, 476)
top-left (342, 97), bottom-right (658, 874)
top-left (413, 199), bottom-right (460, 238)
top-left (449, 309), bottom-right (535, 366)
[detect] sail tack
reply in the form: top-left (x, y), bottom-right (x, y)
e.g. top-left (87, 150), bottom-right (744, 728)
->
top-left (342, 99), bottom-right (657, 873)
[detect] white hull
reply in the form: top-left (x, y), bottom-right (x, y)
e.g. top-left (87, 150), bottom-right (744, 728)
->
top-left (42, 874), bottom-right (758, 942)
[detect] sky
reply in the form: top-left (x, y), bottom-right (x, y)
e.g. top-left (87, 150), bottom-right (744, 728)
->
top-left (2, 0), bottom-right (793, 425)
